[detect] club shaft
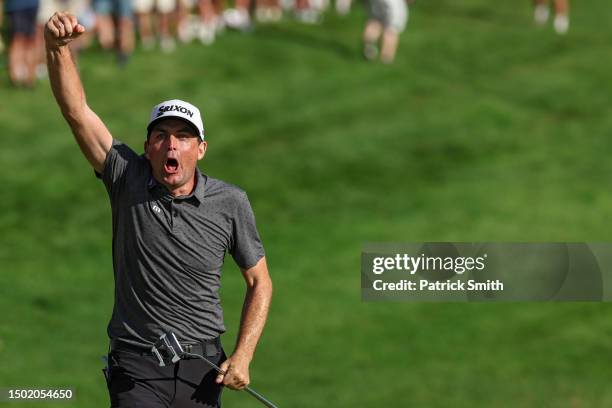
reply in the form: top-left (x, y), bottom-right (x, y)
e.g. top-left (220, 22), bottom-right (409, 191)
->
top-left (244, 387), bottom-right (279, 408)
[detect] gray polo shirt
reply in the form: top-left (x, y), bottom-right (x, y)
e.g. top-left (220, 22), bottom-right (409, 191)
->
top-left (98, 140), bottom-right (265, 347)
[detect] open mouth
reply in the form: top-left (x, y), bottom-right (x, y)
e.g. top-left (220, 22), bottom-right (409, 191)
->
top-left (164, 158), bottom-right (179, 174)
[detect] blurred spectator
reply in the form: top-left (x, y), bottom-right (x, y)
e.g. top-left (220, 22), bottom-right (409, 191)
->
top-left (212, 0), bottom-right (225, 29)
top-left (335, 0), bottom-right (350, 16)
top-left (92, 0), bottom-right (134, 64)
top-left (0, 0), bottom-right (4, 54)
top-left (3, 0), bottom-right (40, 86)
top-left (255, 0), bottom-right (281, 23)
top-left (223, 0), bottom-right (251, 31)
top-left (534, 0), bottom-right (570, 35)
top-left (362, 0), bottom-right (407, 63)
top-left (177, 0), bottom-right (197, 42)
top-left (133, 0), bottom-right (176, 52)
top-left (294, 0), bottom-right (320, 24)
top-left (0, 2), bottom-right (4, 54)
top-left (177, 0), bottom-right (220, 45)
top-left (199, 0), bottom-right (223, 42)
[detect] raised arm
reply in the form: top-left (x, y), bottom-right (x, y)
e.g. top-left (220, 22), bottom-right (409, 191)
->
top-left (45, 12), bottom-right (112, 173)
top-left (216, 256), bottom-right (273, 390)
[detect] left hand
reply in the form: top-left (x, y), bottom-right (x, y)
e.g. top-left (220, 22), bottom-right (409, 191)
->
top-left (215, 353), bottom-right (251, 390)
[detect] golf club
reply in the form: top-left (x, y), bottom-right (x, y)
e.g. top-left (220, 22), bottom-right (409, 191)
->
top-left (152, 332), bottom-right (279, 408)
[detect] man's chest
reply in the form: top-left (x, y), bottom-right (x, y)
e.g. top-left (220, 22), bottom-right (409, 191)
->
top-left (114, 185), bottom-right (233, 271)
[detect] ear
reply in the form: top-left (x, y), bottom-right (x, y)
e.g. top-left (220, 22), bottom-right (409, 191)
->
top-left (197, 141), bottom-right (207, 160)
top-left (144, 139), bottom-right (150, 159)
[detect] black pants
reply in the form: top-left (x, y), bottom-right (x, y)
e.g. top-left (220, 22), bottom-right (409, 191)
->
top-left (105, 345), bottom-right (226, 408)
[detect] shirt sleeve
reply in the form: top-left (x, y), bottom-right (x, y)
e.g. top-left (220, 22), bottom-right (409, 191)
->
top-left (95, 139), bottom-right (141, 201)
top-left (229, 192), bottom-right (265, 270)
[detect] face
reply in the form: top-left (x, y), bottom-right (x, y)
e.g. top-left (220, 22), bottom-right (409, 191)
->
top-left (144, 118), bottom-right (207, 194)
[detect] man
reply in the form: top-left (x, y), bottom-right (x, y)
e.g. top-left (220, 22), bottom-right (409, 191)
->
top-left (45, 11), bottom-right (273, 407)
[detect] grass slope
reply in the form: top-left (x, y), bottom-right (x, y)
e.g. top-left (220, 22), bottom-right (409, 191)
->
top-left (2, 1), bottom-right (612, 406)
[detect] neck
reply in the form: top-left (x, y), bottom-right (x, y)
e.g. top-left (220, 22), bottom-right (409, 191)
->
top-left (164, 173), bottom-right (197, 197)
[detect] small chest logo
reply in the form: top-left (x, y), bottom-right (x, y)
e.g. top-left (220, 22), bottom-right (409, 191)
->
top-left (152, 205), bottom-right (161, 213)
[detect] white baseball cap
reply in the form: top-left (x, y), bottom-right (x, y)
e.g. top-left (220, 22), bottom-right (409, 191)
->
top-left (147, 99), bottom-right (205, 141)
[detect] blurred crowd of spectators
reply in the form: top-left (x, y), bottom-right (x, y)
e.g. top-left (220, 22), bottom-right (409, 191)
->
top-left (0, 0), bottom-right (355, 87)
top-left (1, 0), bottom-right (570, 87)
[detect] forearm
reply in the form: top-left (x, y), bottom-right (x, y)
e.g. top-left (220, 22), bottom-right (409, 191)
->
top-left (46, 46), bottom-right (88, 123)
top-left (44, 12), bottom-right (112, 172)
top-left (233, 277), bottom-right (273, 361)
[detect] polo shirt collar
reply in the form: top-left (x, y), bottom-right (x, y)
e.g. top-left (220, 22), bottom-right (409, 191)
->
top-left (192, 170), bottom-right (207, 202)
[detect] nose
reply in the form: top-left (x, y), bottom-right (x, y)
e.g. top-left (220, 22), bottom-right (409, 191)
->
top-left (166, 134), bottom-right (178, 150)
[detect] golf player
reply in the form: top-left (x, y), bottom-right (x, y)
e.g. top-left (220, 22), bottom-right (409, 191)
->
top-left (45, 11), bottom-right (273, 407)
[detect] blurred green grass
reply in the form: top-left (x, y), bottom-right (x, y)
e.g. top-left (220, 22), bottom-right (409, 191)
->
top-left (2, 0), bottom-right (612, 406)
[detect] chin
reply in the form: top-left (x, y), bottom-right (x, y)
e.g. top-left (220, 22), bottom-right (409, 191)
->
top-left (163, 176), bottom-right (182, 186)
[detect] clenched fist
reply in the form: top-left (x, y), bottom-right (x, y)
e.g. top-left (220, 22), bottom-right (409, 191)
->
top-left (45, 12), bottom-right (85, 50)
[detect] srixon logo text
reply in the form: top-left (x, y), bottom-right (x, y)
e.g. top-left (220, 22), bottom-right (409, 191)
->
top-left (157, 105), bottom-right (194, 117)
